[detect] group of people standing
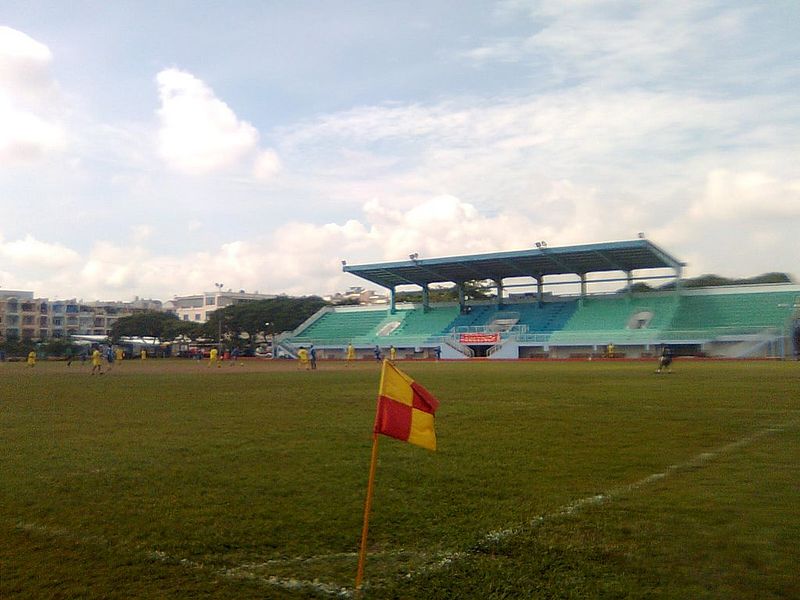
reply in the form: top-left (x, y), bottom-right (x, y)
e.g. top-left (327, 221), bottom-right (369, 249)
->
top-left (297, 345), bottom-right (317, 370)
top-left (207, 347), bottom-right (242, 368)
top-left (295, 343), bottom-right (441, 369)
top-left (87, 345), bottom-right (134, 375)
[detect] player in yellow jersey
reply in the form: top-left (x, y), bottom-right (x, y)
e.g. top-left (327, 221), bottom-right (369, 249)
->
top-left (208, 347), bottom-right (219, 368)
top-left (27, 350), bottom-right (36, 367)
top-left (297, 347), bottom-right (309, 370)
top-left (346, 343), bottom-right (355, 365)
top-left (91, 348), bottom-right (103, 375)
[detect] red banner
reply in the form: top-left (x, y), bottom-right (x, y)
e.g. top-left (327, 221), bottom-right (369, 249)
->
top-left (459, 332), bottom-right (500, 344)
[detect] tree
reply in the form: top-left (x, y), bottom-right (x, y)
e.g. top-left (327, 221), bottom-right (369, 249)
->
top-left (395, 280), bottom-right (492, 303)
top-left (204, 296), bottom-right (328, 349)
top-left (659, 272), bottom-right (792, 290)
top-left (42, 338), bottom-right (78, 358)
top-left (0, 334), bottom-right (34, 358)
top-left (110, 311), bottom-right (202, 341)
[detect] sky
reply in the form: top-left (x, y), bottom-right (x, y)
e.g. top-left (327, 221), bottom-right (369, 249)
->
top-left (1, 0), bottom-right (799, 302)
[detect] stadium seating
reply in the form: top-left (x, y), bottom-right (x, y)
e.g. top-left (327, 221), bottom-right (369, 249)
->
top-left (548, 294), bottom-right (680, 344)
top-left (448, 305), bottom-right (496, 330)
top-left (291, 308), bottom-right (391, 344)
top-left (666, 291), bottom-right (798, 336)
top-left (385, 306), bottom-right (460, 339)
top-left (287, 288), bottom-right (799, 356)
top-left (513, 301), bottom-right (579, 332)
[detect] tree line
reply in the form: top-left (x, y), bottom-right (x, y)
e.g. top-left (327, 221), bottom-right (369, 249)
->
top-left (0, 296), bottom-right (327, 358)
top-left (109, 296), bottom-right (327, 349)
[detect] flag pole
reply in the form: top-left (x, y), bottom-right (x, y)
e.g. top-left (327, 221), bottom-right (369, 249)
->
top-left (355, 432), bottom-right (379, 591)
top-left (356, 360), bottom-right (389, 591)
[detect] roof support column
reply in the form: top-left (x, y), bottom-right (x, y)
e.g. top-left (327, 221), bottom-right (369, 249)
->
top-left (389, 287), bottom-right (396, 314)
top-left (457, 282), bottom-right (466, 313)
top-left (674, 265), bottom-right (683, 296)
top-left (537, 277), bottom-right (544, 307)
top-left (577, 273), bottom-right (587, 308)
top-left (626, 270), bottom-right (633, 297)
top-left (495, 279), bottom-right (504, 308)
top-left (421, 284), bottom-right (430, 313)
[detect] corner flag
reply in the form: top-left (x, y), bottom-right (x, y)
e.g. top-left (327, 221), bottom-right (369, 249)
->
top-left (373, 359), bottom-right (439, 451)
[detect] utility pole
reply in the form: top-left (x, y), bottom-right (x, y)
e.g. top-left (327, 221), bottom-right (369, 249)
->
top-left (214, 282), bottom-right (224, 353)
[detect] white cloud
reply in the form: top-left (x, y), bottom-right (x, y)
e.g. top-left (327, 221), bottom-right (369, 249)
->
top-left (0, 26), bottom-right (65, 164)
top-left (130, 224), bottom-right (154, 242)
top-left (468, 2), bottom-right (757, 91)
top-left (0, 234), bottom-right (80, 268)
top-left (690, 169), bottom-right (800, 220)
top-left (156, 68), bottom-right (261, 174)
top-left (0, 25), bottom-right (53, 97)
top-left (252, 148), bottom-right (282, 180)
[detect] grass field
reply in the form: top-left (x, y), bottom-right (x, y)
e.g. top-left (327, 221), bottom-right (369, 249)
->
top-left (1, 358), bottom-right (798, 599)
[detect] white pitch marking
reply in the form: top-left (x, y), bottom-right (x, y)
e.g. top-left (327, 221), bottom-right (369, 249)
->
top-left (12, 422), bottom-right (793, 596)
top-left (146, 548), bottom-right (353, 598)
top-left (417, 422), bottom-right (794, 577)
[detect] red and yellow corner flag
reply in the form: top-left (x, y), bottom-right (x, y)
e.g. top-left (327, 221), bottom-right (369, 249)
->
top-left (373, 359), bottom-right (439, 451)
top-left (357, 360), bottom-right (441, 589)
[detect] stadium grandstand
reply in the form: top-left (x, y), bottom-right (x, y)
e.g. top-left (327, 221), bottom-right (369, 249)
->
top-left (284, 239), bottom-right (800, 360)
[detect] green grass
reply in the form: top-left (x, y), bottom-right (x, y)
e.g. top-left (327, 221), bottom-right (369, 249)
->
top-left (1, 359), bottom-right (798, 598)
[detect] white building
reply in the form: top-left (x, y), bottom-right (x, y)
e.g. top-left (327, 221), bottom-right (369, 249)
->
top-left (166, 290), bottom-right (276, 323)
top-left (323, 286), bottom-right (388, 305)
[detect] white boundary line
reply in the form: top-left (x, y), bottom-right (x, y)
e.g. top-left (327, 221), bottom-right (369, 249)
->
top-left (11, 422), bottom-right (794, 597)
top-left (146, 549), bottom-right (353, 598)
top-left (420, 421), bottom-right (794, 575)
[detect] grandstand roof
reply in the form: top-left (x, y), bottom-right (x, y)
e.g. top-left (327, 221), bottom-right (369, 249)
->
top-left (343, 239), bottom-right (685, 289)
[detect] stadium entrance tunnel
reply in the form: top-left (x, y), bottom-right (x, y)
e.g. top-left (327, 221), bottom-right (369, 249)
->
top-left (469, 345), bottom-right (490, 357)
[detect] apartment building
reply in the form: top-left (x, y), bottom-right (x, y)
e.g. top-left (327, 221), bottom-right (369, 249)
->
top-left (165, 290), bottom-right (275, 323)
top-left (0, 291), bottom-right (163, 341)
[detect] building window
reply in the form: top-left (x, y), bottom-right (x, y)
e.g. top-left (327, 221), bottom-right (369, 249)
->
top-left (194, 314), bottom-right (201, 321)
top-left (206, 296), bottom-right (216, 305)
top-left (183, 314), bottom-right (189, 321)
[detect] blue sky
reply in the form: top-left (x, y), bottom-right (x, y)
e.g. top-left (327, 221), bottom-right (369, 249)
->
top-left (1, 1), bottom-right (799, 300)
